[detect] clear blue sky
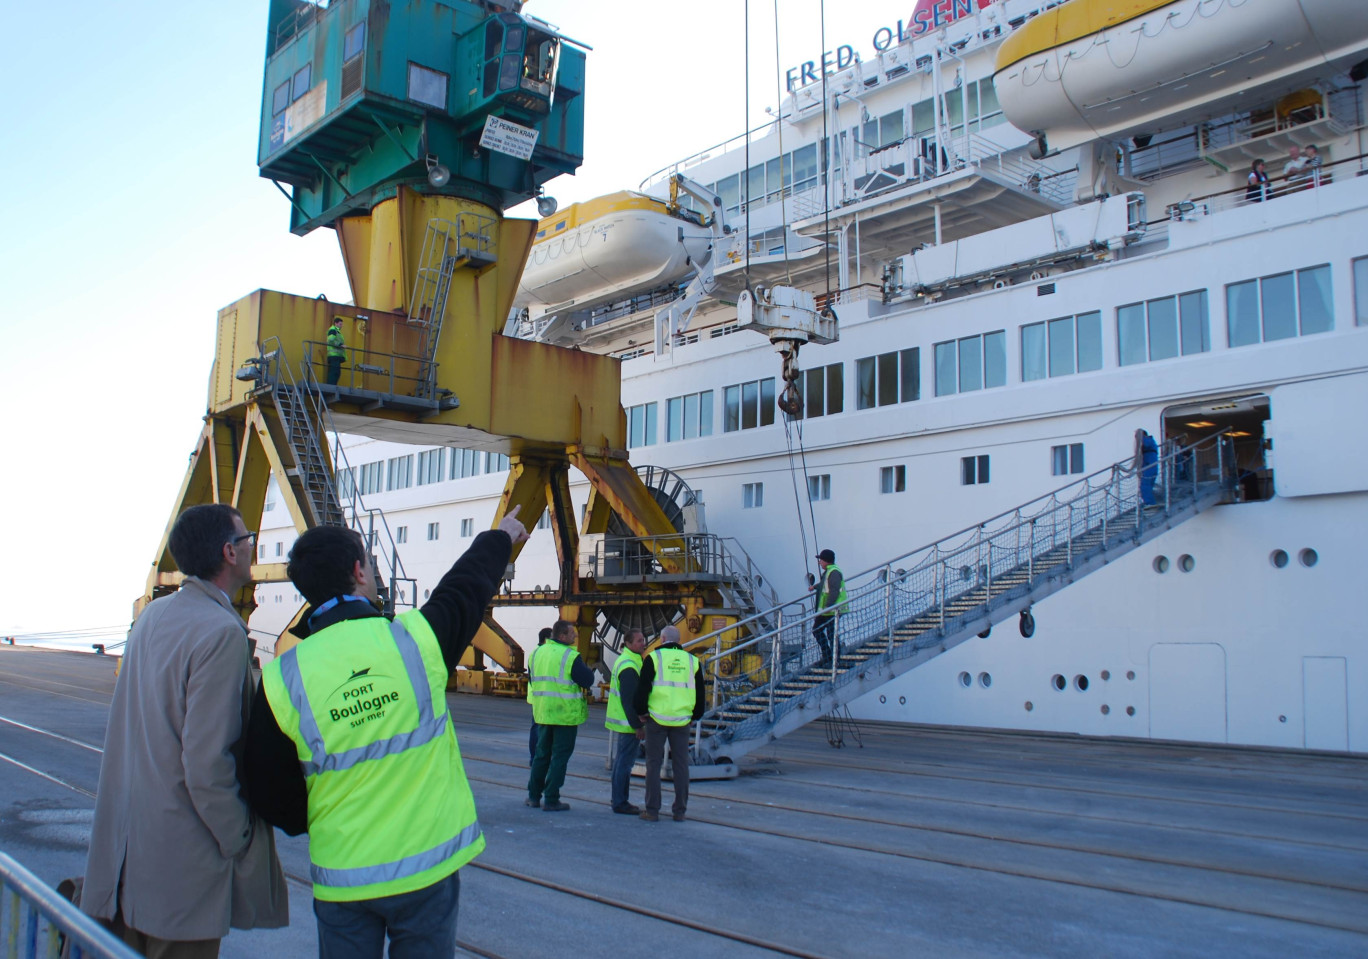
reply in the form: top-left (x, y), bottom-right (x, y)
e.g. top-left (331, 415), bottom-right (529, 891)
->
top-left (0, 1), bottom-right (900, 635)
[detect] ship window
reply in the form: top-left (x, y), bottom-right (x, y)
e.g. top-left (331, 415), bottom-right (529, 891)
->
top-left (460, 519), bottom-right (474, 537)
top-left (1119, 292), bottom-right (1209, 364)
top-left (1226, 266), bottom-right (1332, 347)
top-left (272, 80), bottom-right (291, 116)
top-left (555, 221), bottom-right (566, 232)
top-left (808, 474), bottom-right (831, 501)
top-left (450, 448), bottom-right (483, 480)
top-left (961, 455), bottom-right (990, 485)
top-left (743, 482), bottom-right (764, 509)
top-left (1355, 257), bottom-right (1368, 326)
top-left (856, 349), bottom-right (916, 409)
top-left (723, 378), bottom-right (775, 432)
top-left (344, 22), bottom-right (366, 61)
top-left (396, 526), bottom-right (407, 544)
top-left (387, 455), bottom-right (413, 491)
top-left (358, 461), bottom-right (384, 495)
top-left (427, 522), bottom-right (440, 541)
top-left (627, 402), bottom-right (658, 448)
top-left (794, 363), bottom-right (843, 419)
top-left (1051, 444), bottom-right (1084, 476)
top-left (880, 465), bottom-right (906, 494)
top-left (934, 333), bottom-right (1003, 396)
top-left (417, 448), bottom-right (445, 486)
top-left (792, 144), bottom-right (819, 193)
top-left (537, 512), bottom-right (551, 530)
top-left (486, 452), bottom-right (510, 473)
top-left (666, 390), bottom-right (714, 441)
top-left (337, 468), bottom-right (355, 500)
top-left (291, 64), bottom-right (311, 101)
top-left (407, 63), bottom-right (448, 110)
top-left (717, 175), bottom-right (741, 215)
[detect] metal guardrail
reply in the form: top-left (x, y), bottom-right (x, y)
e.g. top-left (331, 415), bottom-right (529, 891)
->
top-left (687, 432), bottom-right (1236, 757)
top-left (1, 852), bottom-right (140, 959)
top-left (300, 339), bottom-right (432, 397)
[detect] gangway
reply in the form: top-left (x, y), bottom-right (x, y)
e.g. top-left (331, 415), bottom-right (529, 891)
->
top-left (689, 433), bottom-right (1240, 766)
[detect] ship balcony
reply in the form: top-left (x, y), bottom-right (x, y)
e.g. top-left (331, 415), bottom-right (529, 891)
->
top-left (1199, 91), bottom-right (1353, 172)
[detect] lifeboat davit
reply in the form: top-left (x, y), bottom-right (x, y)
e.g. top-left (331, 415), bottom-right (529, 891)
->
top-left (515, 191), bottom-right (712, 314)
top-left (993, 0), bottom-right (1368, 154)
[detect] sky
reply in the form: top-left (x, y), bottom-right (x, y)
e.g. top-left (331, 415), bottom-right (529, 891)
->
top-left (0, 1), bottom-right (902, 636)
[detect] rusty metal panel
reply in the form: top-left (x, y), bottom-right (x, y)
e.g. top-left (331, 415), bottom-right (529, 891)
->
top-left (489, 337), bottom-right (624, 446)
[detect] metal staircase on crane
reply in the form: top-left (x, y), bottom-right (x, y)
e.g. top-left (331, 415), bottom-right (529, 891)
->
top-left (255, 338), bottom-right (416, 614)
top-left (407, 214), bottom-right (498, 397)
top-left (691, 433), bottom-right (1240, 765)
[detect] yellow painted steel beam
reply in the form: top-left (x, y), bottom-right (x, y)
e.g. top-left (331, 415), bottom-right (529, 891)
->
top-left (569, 447), bottom-right (692, 573)
top-left (465, 615), bottom-right (525, 673)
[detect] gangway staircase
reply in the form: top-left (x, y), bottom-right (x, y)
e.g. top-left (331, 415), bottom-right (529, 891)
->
top-left (691, 434), bottom-right (1239, 765)
top-left (253, 338), bottom-right (416, 614)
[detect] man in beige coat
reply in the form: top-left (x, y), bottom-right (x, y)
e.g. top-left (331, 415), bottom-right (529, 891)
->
top-left (83, 504), bottom-right (288, 958)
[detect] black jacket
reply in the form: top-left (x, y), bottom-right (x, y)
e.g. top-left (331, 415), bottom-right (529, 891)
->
top-left (243, 529), bottom-right (512, 835)
top-left (632, 642), bottom-right (706, 722)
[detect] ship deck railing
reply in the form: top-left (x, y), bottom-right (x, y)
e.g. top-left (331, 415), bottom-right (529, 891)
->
top-left (1, 852), bottom-right (140, 959)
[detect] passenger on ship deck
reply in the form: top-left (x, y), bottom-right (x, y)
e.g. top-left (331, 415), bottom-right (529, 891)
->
top-left (82, 504), bottom-right (288, 958)
top-left (1303, 144), bottom-right (1324, 186)
top-left (1282, 146), bottom-right (1310, 191)
top-left (1245, 159), bottom-right (1270, 203)
top-left (243, 507), bottom-right (527, 958)
top-left (633, 625), bottom-right (705, 822)
top-left (810, 548), bottom-right (846, 668)
top-left (529, 625), bottom-right (552, 764)
top-left (605, 627), bottom-right (647, 815)
top-left (526, 618), bottom-right (594, 811)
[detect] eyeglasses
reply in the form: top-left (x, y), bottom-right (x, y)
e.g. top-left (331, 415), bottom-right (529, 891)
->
top-left (232, 531), bottom-right (258, 548)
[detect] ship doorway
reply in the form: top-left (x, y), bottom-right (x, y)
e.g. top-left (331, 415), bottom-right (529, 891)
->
top-left (1162, 394), bottom-right (1272, 502)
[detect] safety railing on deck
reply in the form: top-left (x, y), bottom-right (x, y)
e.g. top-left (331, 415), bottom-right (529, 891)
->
top-left (688, 432), bottom-right (1236, 755)
top-left (1, 852), bottom-right (139, 959)
top-left (300, 339), bottom-right (433, 397)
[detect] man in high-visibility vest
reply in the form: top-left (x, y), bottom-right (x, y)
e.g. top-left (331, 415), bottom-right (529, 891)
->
top-left (810, 548), bottom-right (846, 667)
top-left (325, 316), bottom-right (346, 385)
top-left (632, 625), bottom-right (705, 822)
top-left (605, 627), bottom-right (647, 814)
top-left (244, 506), bottom-right (528, 957)
top-left (526, 619), bottom-right (594, 812)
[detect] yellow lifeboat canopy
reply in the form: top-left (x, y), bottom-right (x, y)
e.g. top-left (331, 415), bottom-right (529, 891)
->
top-left (516, 191), bottom-right (712, 314)
top-left (993, 0), bottom-right (1368, 155)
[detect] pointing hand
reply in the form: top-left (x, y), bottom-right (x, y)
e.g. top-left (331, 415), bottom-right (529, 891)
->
top-left (499, 504), bottom-right (530, 545)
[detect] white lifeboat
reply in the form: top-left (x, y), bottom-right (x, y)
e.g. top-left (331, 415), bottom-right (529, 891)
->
top-left (993, 0), bottom-right (1368, 155)
top-left (515, 191), bottom-right (713, 314)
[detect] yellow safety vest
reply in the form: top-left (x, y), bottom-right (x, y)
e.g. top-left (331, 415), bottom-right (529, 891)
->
top-left (261, 610), bottom-right (483, 902)
top-left (527, 641), bottom-right (587, 725)
top-left (646, 648), bottom-right (697, 727)
top-left (605, 648), bottom-right (642, 733)
top-left (817, 563), bottom-right (847, 615)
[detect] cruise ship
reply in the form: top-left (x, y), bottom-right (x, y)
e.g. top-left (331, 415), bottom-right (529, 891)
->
top-left (249, 0), bottom-right (1368, 756)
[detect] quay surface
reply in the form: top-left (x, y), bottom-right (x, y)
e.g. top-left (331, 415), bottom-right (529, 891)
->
top-left (1, 645), bottom-right (1365, 958)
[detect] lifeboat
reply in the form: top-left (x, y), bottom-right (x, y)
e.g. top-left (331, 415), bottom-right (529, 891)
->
top-left (515, 191), bottom-right (713, 313)
top-left (993, 0), bottom-right (1368, 154)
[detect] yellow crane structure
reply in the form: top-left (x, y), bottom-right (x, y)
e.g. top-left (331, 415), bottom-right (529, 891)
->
top-left (139, 2), bottom-right (765, 684)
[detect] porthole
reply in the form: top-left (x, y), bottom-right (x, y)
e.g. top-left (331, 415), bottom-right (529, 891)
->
top-left (1299, 548), bottom-right (1319, 568)
top-left (1100, 670), bottom-right (1111, 681)
top-left (898, 696), bottom-right (906, 705)
top-left (1052, 674), bottom-right (1066, 691)
top-left (1152, 555), bottom-right (1170, 573)
top-left (878, 695), bottom-right (886, 704)
top-left (1074, 674), bottom-right (1089, 692)
top-left (978, 672), bottom-right (992, 688)
top-left (424, 588), bottom-right (432, 599)
top-left (1126, 670), bottom-right (1136, 681)
top-left (1100, 704), bottom-right (1110, 715)
top-left (1178, 554), bottom-right (1195, 573)
top-left (958, 671), bottom-right (972, 688)
top-left (1270, 549), bottom-right (1289, 569)
top-left (1024, 701), bottom-right (1034, 711)
top-left (1125, 706), bottom-right (1135, 716)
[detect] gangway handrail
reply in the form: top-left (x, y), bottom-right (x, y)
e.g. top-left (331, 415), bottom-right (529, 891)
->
top-left (0, 851), bottom-right (141, 959)
top-left (686, 431), bottom-right (1237, 736)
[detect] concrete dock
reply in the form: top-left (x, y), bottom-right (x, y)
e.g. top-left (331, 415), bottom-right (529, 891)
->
top-left (2, 645), bottom-right (1365, 958)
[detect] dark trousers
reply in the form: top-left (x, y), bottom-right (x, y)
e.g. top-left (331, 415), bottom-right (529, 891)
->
top-left (610, 731), bottom-right (641, 811)
top-left (813, 614), bottom-right (836, 664)
top-left (326, 355), bottom-right (343, 385)
top-left (643, 719), bottom-right (691, 816)
top-left (528, 722), bottom-right (538, 764)
top-left (527, 723), bottom-right (578, 804)
top-left (313, 870), bottom-right (459, 959)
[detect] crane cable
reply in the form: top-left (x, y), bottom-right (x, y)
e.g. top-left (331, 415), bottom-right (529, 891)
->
top-left (773, 0), bottom-right (792, 285)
